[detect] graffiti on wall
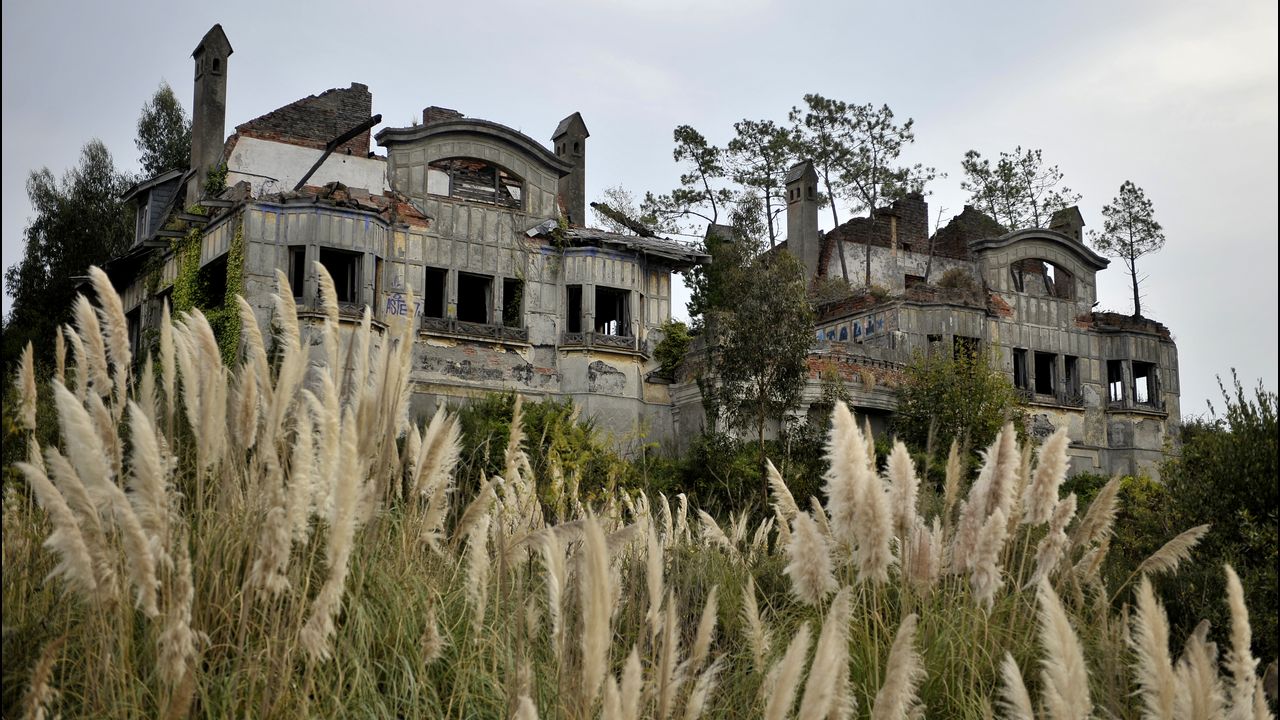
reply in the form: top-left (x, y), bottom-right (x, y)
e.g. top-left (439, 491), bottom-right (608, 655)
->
top-left (384, 292), bottom-right (424, 317)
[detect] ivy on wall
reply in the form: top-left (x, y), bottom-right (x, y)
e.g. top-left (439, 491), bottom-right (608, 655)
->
top-left (165, 206), bottom-right (245, 366)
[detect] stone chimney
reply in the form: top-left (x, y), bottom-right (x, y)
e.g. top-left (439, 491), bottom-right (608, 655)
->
top-left (785, 160), bottom-right (820, 280)
top-left (188, 24), bottom-right (233, 205)
top-left (552, 112), bottom-right (589, 226)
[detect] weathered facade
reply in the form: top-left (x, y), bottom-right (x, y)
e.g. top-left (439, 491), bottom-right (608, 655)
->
top-left (109, 26), bottom-right (1179, 477)
top-left (676, 159), bottom-right (1180, 477)
top-left (107, 25), bottom-right (703, 448)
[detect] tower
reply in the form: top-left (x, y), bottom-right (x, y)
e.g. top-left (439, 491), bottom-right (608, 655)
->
top-left (552, 112), bottom-right (589, 226)
top-left (785, 160), bottom-right (820, 280)
top-left (188, 24), bottom-right (233, 205)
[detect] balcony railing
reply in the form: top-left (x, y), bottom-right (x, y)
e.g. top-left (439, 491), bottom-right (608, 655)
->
top-left (560, 331), bottom-right (646, 355)
top-left (420, 316), bottom-right (528, 343)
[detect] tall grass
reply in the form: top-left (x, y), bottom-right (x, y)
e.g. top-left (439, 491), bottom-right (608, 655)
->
top-left (2, 266), bottom-right (1275, 719)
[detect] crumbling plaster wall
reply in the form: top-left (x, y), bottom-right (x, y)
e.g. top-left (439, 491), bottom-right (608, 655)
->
top-left (832, 243), bottom-right (971, 293)
top-left (227, 136), bottom-right (389, 197)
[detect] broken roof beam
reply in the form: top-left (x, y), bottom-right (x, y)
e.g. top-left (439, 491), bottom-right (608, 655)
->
top-left (293, 113), bottom-right (382, 191)
top-left (589, 201), bottom-right (657, 238)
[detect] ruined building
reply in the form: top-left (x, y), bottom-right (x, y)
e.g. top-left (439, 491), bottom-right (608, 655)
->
top-left (680, 160), bottom-right (1180, 477)
top-left (108, 26), bottom-right (1178, 477)
top-left (108, 25), bottom-right (704, 447)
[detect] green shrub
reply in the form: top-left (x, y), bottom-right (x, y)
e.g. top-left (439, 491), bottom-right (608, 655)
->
top-left (653, 319), bottom-right (691, 379)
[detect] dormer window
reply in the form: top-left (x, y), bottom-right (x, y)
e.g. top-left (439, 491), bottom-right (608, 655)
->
top-left (426, 158), bottom-right (524, 209)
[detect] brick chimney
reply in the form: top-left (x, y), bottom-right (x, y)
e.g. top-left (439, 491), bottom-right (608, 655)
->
top-left (552, 112), bottom-right (589, 226)
top-left (422, 106), bottom-right (463, 125)
top-left (785, 160), bottom-right (820, 280)
top-left (188, 24), bottom-right (233, 205)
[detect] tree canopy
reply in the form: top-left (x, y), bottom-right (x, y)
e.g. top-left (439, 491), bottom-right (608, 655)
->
top-left (714, 247), bottom-right (814, 494)
top-left (135, 81), bottom-right (192, 178)
top-left (1090, 181), bottom-right (1165, 317)
top-left (959, 146), bottom-right (1080, 230)
top-left (3, 140), bottom-right (133, 367)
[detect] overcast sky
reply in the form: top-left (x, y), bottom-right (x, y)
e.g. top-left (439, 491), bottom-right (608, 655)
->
top-left (3, 0), bottom-right (1276, 416)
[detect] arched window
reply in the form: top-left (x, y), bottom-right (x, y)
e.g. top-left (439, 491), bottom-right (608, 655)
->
top-left (426, 158), bottom-right (524, 209)
top-left (1010, 258), bottom-right (1075, 300)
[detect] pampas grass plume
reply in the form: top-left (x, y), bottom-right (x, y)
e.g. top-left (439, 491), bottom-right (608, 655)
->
top-left (1224, 564), bottom-right (1259, 718)
top-left (1022, 427), bottom-right (1069, 526)
top-left (872, 613), bottom-right (926, 720)
top-left (1137, 524), bottom-right (1210, 578)
top-left (765, 622), bottom-right (812, 720)
top-left (798, 586), bottom-right (853, 720)
top-left (15, 459), bottom-right (97, 596)
top-left (1129, 575), bottom-right (1177, 720)
top-left (17, 342), bottom-right (37, 431)
top-left (998, 653), bottom-right (1035, 720)
top-left (581, 514), bottom-right (612, 708)
top-left (785, 512), bottom-right (836, 607)
top-left (1036, 578), bottom-right (1093, 720)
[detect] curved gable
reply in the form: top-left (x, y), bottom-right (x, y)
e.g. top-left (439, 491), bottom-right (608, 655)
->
top-left (971, 228), bottom-right (1109, 273)
top-left (376, 119), bottom-right (571, 177)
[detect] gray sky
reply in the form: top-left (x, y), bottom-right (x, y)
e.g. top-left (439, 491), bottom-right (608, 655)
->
top-left (3, 0), bottom-right (1276, 417)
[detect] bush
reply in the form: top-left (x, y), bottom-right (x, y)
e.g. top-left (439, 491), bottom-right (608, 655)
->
top-left (1157, 374), bottom-right (1278, 662)
top-left (653, 319), bottom-right (691, 379)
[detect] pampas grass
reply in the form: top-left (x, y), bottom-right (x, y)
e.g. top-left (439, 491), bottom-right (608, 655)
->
top-left (798, 585), bottom-right (853, 719)
top-left (785, 512), bottom-right (836, 607)
top-left (5, 266), bottom-right (1273, 719)
top-left (1129, 576), bottom-right (1177, 720)
top-left (764, 622), bottom-right (812, 720)
top-left (1036, 578), bottom-right (1093, 720)
top-left (872, 613), bottom-right (926, 720)
top-left (998, 652), bottom-right (1035, 720)
top-left (1223, 564), bottom-right (1259, 719)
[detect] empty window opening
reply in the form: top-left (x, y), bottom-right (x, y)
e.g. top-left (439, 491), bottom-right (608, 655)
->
top-left (288, 246), bottom-right (306, 299)
top-left (1064, 355), bottom-right (1080, 397)
top-left (502, 278), bottom-right (524, 328)
top-left (905, 274), bottom-right (925, 289)
top-left (1107, 360), bottom-right (1125, 403)
top-left (319, 248), bottom-right (361, 304)
top-left (1013, 349), bottom-right (1029, 390)
top-left (197, 254), bottom-right (228, 307)
top-left (1011, 258), bottom-right (1075, 299)
top-left (126, 306), bottom-right (141, 359)
top-left (595, 286), bottom-right (630, 337)
top-left (423, 267), bottom-right (446, 319)
top-left (1034, 352), bottom-right (1057, 395)
top-left (566, 285), bottom-right (583, 333)
top-left (953, 335), bottom-right (980, 360)
top-left (211, 57), bottom-right (221, 75)
top-left (427, 158), bottom-right (523, 209)
top-left (1133, 362), bottom-right (1157, 405)
top-left (456, 273), bottom-right (492, 324)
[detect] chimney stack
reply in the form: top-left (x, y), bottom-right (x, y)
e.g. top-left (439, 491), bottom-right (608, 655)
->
top-left (785, 160), bottom-right (820, 280)
top-left (552, 112), bottom-right (589, 226)
top-left (188, 24), bottom-right (233, 205)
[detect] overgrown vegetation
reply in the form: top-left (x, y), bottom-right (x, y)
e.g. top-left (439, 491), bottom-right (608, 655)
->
top-left (892, 345), bottom-right (1026, 476)
top-left (3, 270), bottom-right (1276, 719)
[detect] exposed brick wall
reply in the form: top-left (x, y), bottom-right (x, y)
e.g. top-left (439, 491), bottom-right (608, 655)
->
top-left (825, 193), bottom-right (930, 255)
top-left (236, 83), bottom-right (373, 155)
top-left (422, 106), bottom-right (463, 125)
top-left (929, 205), bottom-right (1006, 260)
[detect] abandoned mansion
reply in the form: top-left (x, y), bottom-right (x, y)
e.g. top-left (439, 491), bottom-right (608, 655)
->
top-left (105, 25), bottom-right (1180, 478)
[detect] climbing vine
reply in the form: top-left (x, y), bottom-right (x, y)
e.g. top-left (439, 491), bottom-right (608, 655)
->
top-left (165, 207), bottom-right (244, 366)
